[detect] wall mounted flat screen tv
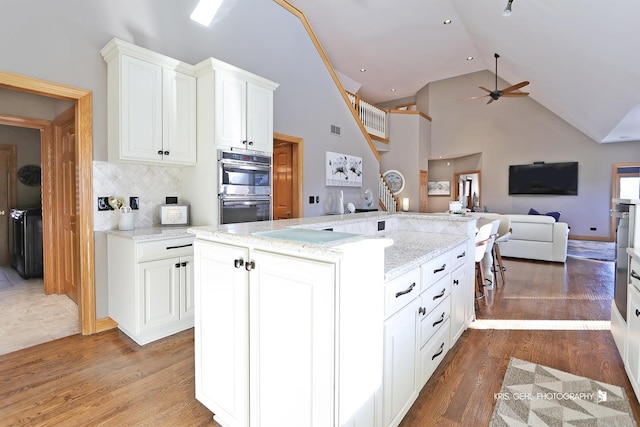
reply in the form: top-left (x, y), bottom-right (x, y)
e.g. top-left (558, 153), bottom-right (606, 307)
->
top-left (508, 162), bottom-right (578, 195)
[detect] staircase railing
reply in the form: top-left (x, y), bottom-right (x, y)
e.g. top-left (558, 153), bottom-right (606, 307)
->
top-left (346, 91), bottom-right (387, 139)
top-left (379, 174), bottom-right (399, 212)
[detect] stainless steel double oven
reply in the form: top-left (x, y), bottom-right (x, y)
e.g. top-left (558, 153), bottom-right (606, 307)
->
top-left (218, 148), bottom-right (272, 224)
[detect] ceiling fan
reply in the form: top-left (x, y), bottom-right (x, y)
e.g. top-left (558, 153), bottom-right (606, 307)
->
top-left (467, 53), bottom-right (529, 104)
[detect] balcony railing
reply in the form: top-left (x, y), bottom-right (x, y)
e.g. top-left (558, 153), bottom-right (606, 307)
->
top-left (346, 91), bottom-right (387, 139)
top-left (379, 174), bottom-right (398, 212)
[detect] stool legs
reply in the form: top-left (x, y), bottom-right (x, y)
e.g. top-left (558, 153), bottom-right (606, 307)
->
top-left (475, 261), bottom-right (485, 299)
top-left (492, 243), bottom-right (506, 286)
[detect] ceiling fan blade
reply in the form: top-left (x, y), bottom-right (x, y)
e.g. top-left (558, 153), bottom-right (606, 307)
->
top-left (501, 81), bottom-right (530, 93)
top-left (502, 92), bottom-right (529, 97)
top-left (465, 95), bottom-right (489, 100)
top-left (486, 98), bottom-right (495, 105)
top-left (479, 86), bottom-right (493, 94)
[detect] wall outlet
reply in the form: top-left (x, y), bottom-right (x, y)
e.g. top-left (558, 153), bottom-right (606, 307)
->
top-left (590, 227), bottom-right (597, 231)
top-left (315, 196), bottom-right (319, 203)
top-left (130, 197), bottom-right (139, 210)
top-left (97, 197), bottom-right (112, 211)
top-left (378, 220), bottom-right (385, 231)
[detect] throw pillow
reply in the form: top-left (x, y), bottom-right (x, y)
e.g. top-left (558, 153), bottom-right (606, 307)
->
top-left (545, 211), bottom-right (561, 221)
top-left (528, 208), bottom-right (540, 215)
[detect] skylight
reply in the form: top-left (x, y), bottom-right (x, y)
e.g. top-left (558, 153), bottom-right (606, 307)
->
top-left (190, 0), bottom-right (223, 27)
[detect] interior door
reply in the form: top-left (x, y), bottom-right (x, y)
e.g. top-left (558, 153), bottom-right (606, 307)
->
top-left (54, 108), bottom-right (79, 303)
top-left (0, 145), bottom-right (17, 265)
top-left (273, 142), bottom-right (293, 220)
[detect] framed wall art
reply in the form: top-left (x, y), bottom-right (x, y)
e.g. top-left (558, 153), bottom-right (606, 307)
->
top-left (427, 180), bottom-right (451, 196)
top-left (325, 151), bottom-right (362, 187)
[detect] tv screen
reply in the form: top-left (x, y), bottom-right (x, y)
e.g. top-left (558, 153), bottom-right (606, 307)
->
top-left (508, 162), bottom-right (578, 195)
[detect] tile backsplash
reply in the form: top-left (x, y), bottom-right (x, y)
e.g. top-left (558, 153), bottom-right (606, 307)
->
top-left (93, 161), bottom-right (182, 231)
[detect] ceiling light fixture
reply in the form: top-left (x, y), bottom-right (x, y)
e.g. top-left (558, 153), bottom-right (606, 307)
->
top-left (443, 19), bottom-right (452, 25)
top-left (502, 0), bottom-right (513, 17)
top-left (360, 68), bottom-right (366, 72)
top-left (190, 0), bottom-right (223, 26)
top-left (391, 88), bottom-right (397, 92)
top-left (467, 56), bottom-right (474, 61)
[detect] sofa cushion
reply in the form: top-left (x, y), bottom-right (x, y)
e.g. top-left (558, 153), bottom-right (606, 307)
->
top-left (507, 214), bottom-right (555, 224)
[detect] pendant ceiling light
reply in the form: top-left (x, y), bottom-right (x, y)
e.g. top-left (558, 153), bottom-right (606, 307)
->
top-left (503, 0), bottom-right (514, 17)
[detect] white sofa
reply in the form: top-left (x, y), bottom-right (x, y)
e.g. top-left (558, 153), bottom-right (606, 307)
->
top-left (499, 214), bottom-right (569, 262)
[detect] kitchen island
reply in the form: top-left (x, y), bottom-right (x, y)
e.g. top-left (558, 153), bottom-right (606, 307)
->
top-left (188, 211), bottom-right (477, 427)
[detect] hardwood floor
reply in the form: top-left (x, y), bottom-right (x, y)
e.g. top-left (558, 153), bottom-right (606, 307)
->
top-left (0, 256), bottom-right (638, 425)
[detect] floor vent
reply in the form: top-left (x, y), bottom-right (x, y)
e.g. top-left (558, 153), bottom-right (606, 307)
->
top-left (330, 125), bottom-right (341, 136)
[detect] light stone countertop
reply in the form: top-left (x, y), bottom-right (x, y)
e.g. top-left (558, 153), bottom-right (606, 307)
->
top-left (381, 231), bottom-right (467, 281)
top-left (187, 211), bottom-right (475, 282)
top-left (105, 227), bottom-right (194, 241)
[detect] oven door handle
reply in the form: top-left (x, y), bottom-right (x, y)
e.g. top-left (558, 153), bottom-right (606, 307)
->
top-left (222, 200), bottom-right (271, 206)
top-left (220, 163), bottom-right (271, 173)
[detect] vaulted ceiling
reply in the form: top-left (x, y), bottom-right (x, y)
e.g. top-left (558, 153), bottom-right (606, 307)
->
top-left (286, 0), bottom-right (640, 144)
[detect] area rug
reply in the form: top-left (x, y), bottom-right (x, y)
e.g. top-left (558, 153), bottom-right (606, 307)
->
top-left (490, 357), bottom-right (637, 426)
top-left (567, 239), bottom-right (616, 262)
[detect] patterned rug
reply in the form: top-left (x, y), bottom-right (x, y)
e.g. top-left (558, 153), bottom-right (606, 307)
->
top-left (490, 358), bottom-right (637, 426)
top-left (567, 239), bottom-right (616, 262)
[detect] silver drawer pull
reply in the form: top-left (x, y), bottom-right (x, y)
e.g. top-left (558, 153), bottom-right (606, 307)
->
top-left (432, 313), bottom-right (445, 327)
top-left (456, 251), bottom-right (466, 259)
top-left (433, 288), bottom-right (446, 300)
top-left (395, 283), bottom-right (416, 298)
top-left (432, 342), bottom-right (445, 360)
top-left (166, 243), bottom-right (193, 250)
top-left (631, 270), bottom-right (640, 281)
top-left (433, 264), bottom-right (446, 274)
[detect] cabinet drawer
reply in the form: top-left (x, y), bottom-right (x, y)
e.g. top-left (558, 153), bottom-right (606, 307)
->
top-left (450, 243), bottom-right (468, 270)
top-left (417, 318), bottom-right (450, 389)
top-left (631, 257), bottom-right (640, 290)
top-left (384, 268), bottom-right (420, 318)
top-left (420, 275), bottom-right (450, 312)
top-left (421, 251), bottom-right (451, 292)
top-left (137, 235), bottom-right (195, 262)
top-left (418, 296), bottom-right (450, 349)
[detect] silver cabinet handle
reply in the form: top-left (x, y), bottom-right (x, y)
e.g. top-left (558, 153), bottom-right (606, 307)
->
top-left (433, 288), bottom-right (446, 300)
top-left (432, 343), bottom-right (445, 360)
top-left (433, 264), bottom-right (446, 274)
top-left (395, 283), bottom-right (415, 298)
top-left (433, 313), bottom-right (445, 327)
top-left (631, 270), bottom-right (640, 281)
top-left (245, 261), bottom-right (256, 271)
top-left (234, 258), bottom-right (244, 268)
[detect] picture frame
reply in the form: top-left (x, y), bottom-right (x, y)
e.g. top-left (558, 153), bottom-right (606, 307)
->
top-left (428, 180), bottom-right (451, 196)
top-left (325, 151), bottom-right (363, 187)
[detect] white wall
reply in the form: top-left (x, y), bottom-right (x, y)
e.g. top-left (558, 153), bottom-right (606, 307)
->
top-left (419, 71), bottom-right (640, 238)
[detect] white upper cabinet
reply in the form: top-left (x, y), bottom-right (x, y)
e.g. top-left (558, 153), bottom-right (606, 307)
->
top-left (101, 38), bottom-right (197, 165)
top-left (196, 58), bottom-right (278, 154)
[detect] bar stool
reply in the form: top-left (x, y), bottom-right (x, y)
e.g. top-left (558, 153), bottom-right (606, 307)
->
top-left (475, 222), bottom-right (494, 300)
top-left (492, 215), bottom-right (512, 287)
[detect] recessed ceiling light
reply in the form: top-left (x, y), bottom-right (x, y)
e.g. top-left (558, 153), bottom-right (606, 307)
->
top-left (467, 56), bottom-right (474, 61)
top-left (391, 88), bottom-right (397, 92)
top-left (190, 0), bottom-right (223, 27)
top-left (360, 68), bottom-right (366, 72)
top-left (443, 19), bottom-right (452, 25)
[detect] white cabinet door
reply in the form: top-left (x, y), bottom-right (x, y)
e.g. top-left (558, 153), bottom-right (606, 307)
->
top-left (215, 70), bottom-right (247, 150)
top-left (179, 255), bottom-right (195, 319)
top-left (246, 82), bottom-right (274, 153)
top-left (194, 241), bottom-right (249, 427)
top-left (383, 299), bottom-right (419, 427)
top-left (450, 265), bottom-right (467, 343)
top-left (120, 55), bottom-right (163, 162)
top-left (137, 258), bottom-right (181, 332)
top-left (163, 69), bottom-right (197, 164)
top-left (249, 250), bottom-right (335, 427)
top-left (627, 284), bottom-right (640, 394)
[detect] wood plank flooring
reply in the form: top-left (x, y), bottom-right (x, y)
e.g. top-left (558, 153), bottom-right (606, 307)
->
top-left (0, 256), bottom-right (638, 425)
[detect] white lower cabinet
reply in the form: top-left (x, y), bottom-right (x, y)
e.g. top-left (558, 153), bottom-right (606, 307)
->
top-left (107, 233), bottom-right (195, 345)
top-left (626, 281), bottom-right (640, 400)
top-left (383, 298), bottom-right (419, 427)
top-left (194, 237), bottom-right (387, 427)
top-left (382, 242), bottom-right (472, 427)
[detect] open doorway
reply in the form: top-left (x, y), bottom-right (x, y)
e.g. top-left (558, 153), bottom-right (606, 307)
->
top-left (453, 170), bottom-right (481, 211)
top-left (0, 71), bottom-right (98, 335)
top-left (611, 162), bottom-right (640, 241)
top-left (272, 132), bottom-right (303, 220)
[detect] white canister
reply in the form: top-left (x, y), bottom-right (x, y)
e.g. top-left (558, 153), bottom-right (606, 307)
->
top-left (118, 206), bottom-right (134, 230)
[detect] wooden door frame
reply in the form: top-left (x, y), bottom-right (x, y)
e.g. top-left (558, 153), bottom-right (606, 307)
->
top-left (273, 132), bottom-right (303, 219)
top-left (611, 162), bottom-right (640, 242)
top-left (0, 145), bottom-right (17, 265)
top-left (0, 70), bottom-right (98, 335)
